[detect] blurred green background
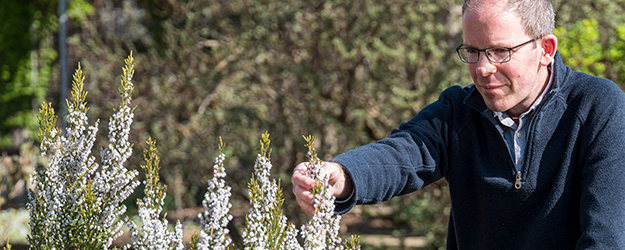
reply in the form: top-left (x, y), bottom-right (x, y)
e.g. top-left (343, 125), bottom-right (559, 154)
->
top-left (2, 0), bottom-right (625, 249)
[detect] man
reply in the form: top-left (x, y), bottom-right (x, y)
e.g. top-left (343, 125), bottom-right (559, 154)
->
top-left (292, 0), bottom-right (625, 249)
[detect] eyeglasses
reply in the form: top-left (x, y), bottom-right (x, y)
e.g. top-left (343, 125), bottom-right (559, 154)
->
top-left (455, 38), bottom-right (539, 64)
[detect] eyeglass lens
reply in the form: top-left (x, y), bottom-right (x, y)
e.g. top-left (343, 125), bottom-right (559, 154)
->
top-left (458, 48), bottom-right (510, 63)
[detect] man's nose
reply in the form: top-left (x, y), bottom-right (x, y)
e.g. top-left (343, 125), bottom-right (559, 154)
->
top-left (475, 52), bottom-right (497, 76)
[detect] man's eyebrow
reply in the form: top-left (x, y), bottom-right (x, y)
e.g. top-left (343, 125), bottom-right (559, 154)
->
top-left (460, 42), bottom-right (479, 47)
top-left (460, 43), bottom-right (478, 48)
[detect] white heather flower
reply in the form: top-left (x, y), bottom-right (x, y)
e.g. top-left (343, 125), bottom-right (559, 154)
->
top-left (126, 137), bottom-right (183, 250)
top-left (301, 135), bottom-right (354, 250)
top-left (242, 133), bottom-right (301, 250)
top-left (197, 150), bottom-right (233, 250)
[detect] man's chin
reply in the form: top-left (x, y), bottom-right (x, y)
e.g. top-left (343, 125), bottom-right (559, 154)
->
top-left (484, 102), bottom-right (509, 113)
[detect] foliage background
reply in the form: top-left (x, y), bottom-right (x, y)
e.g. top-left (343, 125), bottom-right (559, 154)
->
top-left (2, 0), bottom-right (625, 249)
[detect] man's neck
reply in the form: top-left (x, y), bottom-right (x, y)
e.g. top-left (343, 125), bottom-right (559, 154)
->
top-left (506, 63), bottom-right (553, 119)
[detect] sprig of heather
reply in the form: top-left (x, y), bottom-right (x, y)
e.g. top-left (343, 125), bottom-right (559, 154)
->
top-left (93, 53), bottom-right (140, 243)
top-left (194, 137), bottom-right (233, 250)
top-left (27, 53), bottom-right (140, 249)
top-left (300, 136), bottom-right (360, 250)
top-left (89, 52), bottom-right (141, 248)
top-left (125, 138), bottom-right (184, 250)
top-left (27, 63), bottom-right (104, 249)
top-left (241, 132), bottom-right (301, 250)
top-left (28, 101), bottom-right (62, 249)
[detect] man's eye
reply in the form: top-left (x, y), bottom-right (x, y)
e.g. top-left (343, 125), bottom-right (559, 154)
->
top-left (466, 48), bottom-right (478, 54)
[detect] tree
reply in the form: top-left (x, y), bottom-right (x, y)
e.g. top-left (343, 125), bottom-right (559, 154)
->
top-left (0, 0), bottom-right (57, 148)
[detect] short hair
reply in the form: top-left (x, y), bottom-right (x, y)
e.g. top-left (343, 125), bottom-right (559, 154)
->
top-left (462, 0), bottom-right (555, 39)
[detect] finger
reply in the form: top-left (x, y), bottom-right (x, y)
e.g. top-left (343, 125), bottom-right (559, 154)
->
top-left (292, 169), bottom-right (316, 190)
top-left (293, 183), bottom-right (313, 200)
top-left (296, 196), bottom-right (315, 215)
top-left (293, 184), bottom-right (315, 214)
top-left (294, 162), bottom-right (309, 174)
top-left (292, 172), bottom-right (312, 189)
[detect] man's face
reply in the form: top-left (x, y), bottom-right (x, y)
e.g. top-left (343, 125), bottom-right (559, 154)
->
top-left (462, 6), bottom-right (546, 117)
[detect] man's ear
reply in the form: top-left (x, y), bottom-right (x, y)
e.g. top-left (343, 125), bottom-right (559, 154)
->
top-left (540, 34), bottom-right (558, 66)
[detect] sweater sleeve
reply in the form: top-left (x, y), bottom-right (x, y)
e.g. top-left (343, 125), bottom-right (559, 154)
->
top-left (331, 86), bottom-right (461, 214)
top-left (576, 82), bottom-right (625, 249)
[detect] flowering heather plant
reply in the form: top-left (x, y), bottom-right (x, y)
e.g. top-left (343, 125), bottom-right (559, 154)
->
top-left (25, 53), bottom-right (360, 249)
top-left (300, 136), bottom-right (360, 250)
top-left (241, 132), bottom-right (301, 250)
top-left (193, 137), bottom-right (233, 250)
top-left (125, 137), bottom-right (184, 250)
top-left (27, 53), bottom-right (140, 249)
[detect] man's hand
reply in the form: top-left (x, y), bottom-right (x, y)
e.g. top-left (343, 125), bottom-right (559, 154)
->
top-left (291, 161), bottom-right (354, 215)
